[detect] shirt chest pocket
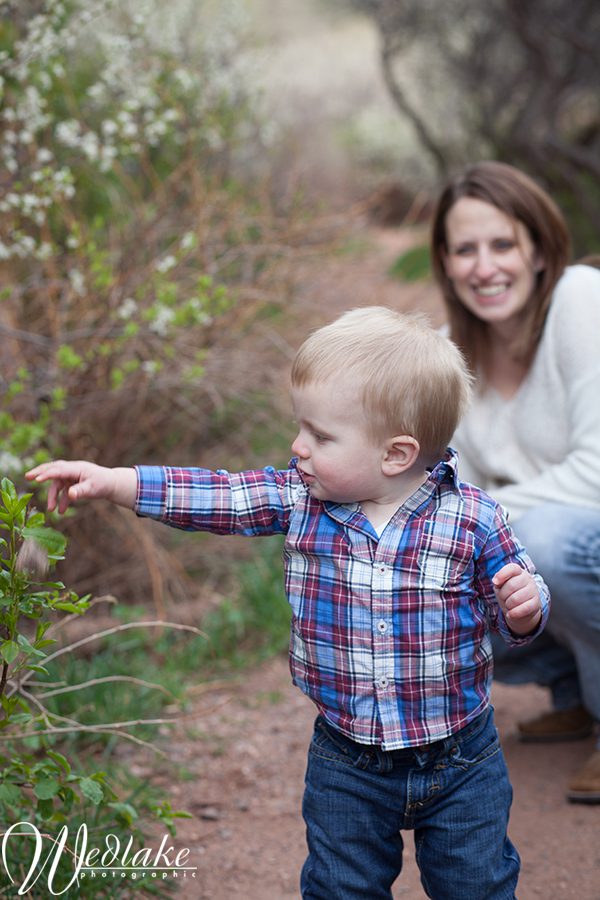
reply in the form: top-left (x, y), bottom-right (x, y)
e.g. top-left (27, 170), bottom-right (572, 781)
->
top-left (416, 521), bottom-right (474, 591)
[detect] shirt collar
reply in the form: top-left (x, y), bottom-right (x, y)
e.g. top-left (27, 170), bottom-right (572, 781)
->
top-left (427, 447), bottom-right (460, 488)
top-left (289, 448), bottom-right (461, 527)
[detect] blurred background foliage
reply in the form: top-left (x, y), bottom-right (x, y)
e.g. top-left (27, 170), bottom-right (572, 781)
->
top-left (0, 0), bottom-right (328, 613)
top-left (1, 0), bottom-right (599, 642)
top-left (0, 1), bottom-right (598, 874)
top-left (352, 0), bottom-right (600, 254)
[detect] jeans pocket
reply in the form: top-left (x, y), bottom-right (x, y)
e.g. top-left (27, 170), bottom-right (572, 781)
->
top-left (448, 709), bottom-right (501, 769)
top-left (309, 717), bottom-right (372, 770)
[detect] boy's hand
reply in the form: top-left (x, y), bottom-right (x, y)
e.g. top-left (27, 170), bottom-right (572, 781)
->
top-left (25, 461), bottom-right (137, 513)
top-left (492, 563), bottom-right (542, 636)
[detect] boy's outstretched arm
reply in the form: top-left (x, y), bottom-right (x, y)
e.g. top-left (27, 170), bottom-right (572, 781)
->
top-left (492, 563), bottom-right (543, 636)
top-left (25, 461), bottom-right (137, 514)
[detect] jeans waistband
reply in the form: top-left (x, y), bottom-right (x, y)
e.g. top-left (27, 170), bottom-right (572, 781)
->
top-left (318, 707), bottom-right (490, 761)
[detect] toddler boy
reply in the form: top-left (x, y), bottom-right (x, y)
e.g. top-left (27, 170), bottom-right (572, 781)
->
top-left (27, 307), bottom-right (549, 899)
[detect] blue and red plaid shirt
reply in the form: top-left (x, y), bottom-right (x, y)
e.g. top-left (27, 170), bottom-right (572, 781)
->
top-left (135, 450), bottom-right (549, 750)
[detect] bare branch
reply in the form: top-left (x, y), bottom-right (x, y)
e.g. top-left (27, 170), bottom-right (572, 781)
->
top-left (380, 43), bottom-right (448, 175)
top-left (35, 674), bottom-right (177, 700)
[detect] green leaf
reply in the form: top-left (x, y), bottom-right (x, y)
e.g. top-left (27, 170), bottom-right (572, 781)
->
top-left (34, 778), bottom-right (61, 800)
top-left (0, 783), bottom-right (22, 806)
top-left (109, 802), bottom-right (139, 826)
top-left (0, 479), bottom-right (18, 502)
top-left (34, 639), bottom-right (56, 650)
top-left (21, 526), bottom-right (66, 556)
top-left (37, 797), bottom-right (54, 819)
top-left (0, 641), bottom-right (20, 664)
top-left (26, 512), bottom-right (45, 528)
top-left (17, 634), bottom-right (45, 657)
top-left (0, 695), bottom-right (18, 716)
top-left (46, 750), bottom-right (71, 776)
top-left (53, 602), bottom-right (82, 614)
top-left (35, 621), bottom-right (53, 640)
top-left (79, 777), bottom-right (104, 805)
top-left (13, 494), bottom-right (32, 518)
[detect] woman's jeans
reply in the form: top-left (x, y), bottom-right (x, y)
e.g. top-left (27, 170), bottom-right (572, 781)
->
top-left (301, 708), bottom-right (519, 900)
top-left (491, 504), bottom-right (600, 720)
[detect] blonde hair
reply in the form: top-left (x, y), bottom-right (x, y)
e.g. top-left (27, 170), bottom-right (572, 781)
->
top-left (291, 307), bottom-right (472, 461)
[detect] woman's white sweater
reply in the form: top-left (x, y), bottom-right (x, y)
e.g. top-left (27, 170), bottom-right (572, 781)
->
top-left (452, 265), bottom-right (600, 521)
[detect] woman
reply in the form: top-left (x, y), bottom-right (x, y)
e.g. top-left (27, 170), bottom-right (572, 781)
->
top-left (430, 160), bottom-right (600, 803)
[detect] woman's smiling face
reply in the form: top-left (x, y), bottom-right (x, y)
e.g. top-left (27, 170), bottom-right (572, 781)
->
top-left (442, 197), bottom-right (544, 336)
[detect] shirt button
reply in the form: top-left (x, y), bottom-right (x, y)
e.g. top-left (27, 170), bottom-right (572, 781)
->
top-left (377, 620), bottom-right (388, 633)
top-left (377, 676), bottom-right (389, 688)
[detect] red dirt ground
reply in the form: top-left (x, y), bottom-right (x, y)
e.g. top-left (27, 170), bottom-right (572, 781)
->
top-left (152, 655), bottom-right (598, 899)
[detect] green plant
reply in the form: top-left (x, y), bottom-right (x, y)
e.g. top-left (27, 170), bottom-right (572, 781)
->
top-left (0, 478), bottom-right (192, 895)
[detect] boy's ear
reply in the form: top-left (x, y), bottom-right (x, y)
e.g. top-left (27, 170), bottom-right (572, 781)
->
top-left (382, 436), bottom-right (420, 475)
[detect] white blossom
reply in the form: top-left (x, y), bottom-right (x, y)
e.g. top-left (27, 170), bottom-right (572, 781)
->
top-left (149, 306), bottom-right (175, 335)
top-left (180, 231), bottom-right (196, 251)
top-left (36, 242), bottom-right (53, 260)
top-left (118, 297), bottom-right (138, 319)
top-left (69, 269), bottom-right (85, 296)
top-left (155, 255), bottom-right (177, 274)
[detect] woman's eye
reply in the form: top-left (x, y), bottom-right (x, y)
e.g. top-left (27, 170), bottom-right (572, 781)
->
top-left (493, 239), bottom-right (515, 252)
top-left (453, 245), bottom-right (474, 256)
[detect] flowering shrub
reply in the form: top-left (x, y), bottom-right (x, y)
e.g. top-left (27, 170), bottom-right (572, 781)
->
top-left (0, 1), bottom-right (303, 599)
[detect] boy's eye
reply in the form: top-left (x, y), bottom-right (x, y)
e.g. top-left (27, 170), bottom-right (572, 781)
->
top-left (312, 431), bottom-right (329, 444)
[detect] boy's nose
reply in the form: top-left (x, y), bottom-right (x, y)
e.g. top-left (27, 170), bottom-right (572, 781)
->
top-left (291, 434), bottom-right (309, 458)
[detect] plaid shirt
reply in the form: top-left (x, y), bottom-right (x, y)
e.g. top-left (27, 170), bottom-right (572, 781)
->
top-left (135, 450), bottom-right (549, 750)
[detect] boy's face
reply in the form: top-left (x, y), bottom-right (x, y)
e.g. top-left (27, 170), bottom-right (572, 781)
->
top-left (290, 377), bottom-right (387, 504)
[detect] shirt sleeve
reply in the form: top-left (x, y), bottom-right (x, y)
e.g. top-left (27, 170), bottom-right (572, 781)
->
top-left (473, 502), bottom-right (550, 646)
top-left (134, 465), bottom-right (300, 536)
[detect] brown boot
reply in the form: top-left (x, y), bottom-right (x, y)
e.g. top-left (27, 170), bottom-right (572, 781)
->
top-left (517, 705), bottom-right (594, 742)
top-left (567, 750), bottom-right (600, 803)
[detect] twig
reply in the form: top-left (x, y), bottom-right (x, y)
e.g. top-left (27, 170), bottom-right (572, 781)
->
top-left (36, 675), bottom-right (177, 700)
top-left (43, 620), bottom-right (206, 664)
top-left (10, 620), bottom-right (206, 698)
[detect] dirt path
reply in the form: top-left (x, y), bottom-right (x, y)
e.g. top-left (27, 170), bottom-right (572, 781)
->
top-left (148, 223), bottom-right (599, 898)
top-left (161, 656), bottom-right (598, 899)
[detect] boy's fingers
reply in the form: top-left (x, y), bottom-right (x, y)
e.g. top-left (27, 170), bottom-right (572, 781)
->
top-left (492, 563), bottom-right (522, 588)
top-left (507, 598), bottom-right (539, 620)
top-left (502, 585), bottom-right (533, 610)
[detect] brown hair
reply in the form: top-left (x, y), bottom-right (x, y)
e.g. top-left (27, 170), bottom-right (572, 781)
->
top-left (291, 306), bottom-right (472, 462)
top-left (430, 161), bottom-right (571, 371)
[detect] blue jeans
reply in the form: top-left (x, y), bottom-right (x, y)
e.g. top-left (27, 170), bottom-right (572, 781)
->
top-left (301, 708), bottom-right (519, 899)
top-left (491, 504), bottom-right (600, 720)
